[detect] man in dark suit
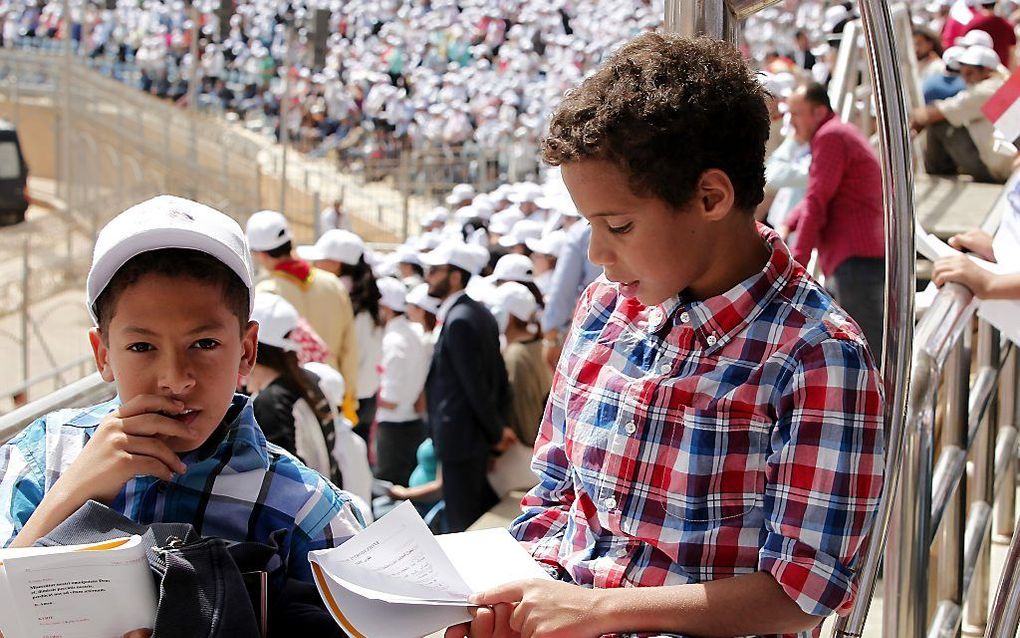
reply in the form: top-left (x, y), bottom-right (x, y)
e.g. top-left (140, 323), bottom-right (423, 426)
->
top-left (421, 242), bottom-right (515, 532)
top-left (793, 30), bottom-right (817, 72)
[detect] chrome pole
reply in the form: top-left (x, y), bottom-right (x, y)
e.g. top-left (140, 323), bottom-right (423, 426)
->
top-left (963, 321), bottom-right (999, 634)
top-left (937, 339), bottom-right (968, 638)
top-left (993, 351), bottom-right (1017, 543)
top-left (985, 522), bottom-right (1020, 638)
top-left (832, 0), bottom-right (916, 635)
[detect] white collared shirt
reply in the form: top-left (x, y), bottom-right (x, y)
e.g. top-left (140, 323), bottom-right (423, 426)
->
top-left (377, 315), bottom-right (431, 423)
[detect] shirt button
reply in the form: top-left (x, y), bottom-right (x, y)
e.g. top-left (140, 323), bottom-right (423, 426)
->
top-left (659, 363), bottom-right (671, 374)
top-left (624, 422), bottom-right (637, 434)
top-left (648, 308), bottom-right (662, 326)
top-left (604, 496), bottom-right (617, 510)
top-left (680, 311), bottom-right (691, 324)
top-left (706, 334), bottom-right (718, 346)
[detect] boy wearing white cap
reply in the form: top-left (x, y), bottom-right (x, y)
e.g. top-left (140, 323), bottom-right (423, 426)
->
top-left (0, 197), bottom-right (363, 584)
top-left (910, 43), bottom-right (1013, 183)
top-left (246, 211), bottom-right (361, 423)
top-left (373, 277), bottom-right (431, 487)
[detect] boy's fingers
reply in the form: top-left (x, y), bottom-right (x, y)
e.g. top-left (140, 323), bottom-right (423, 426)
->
top-left (119, 412), bottom-right (193, 439)
top-left (470, 582), bottom-right (525, 606)
top-left (491, 603), bottom-right (515, 638)
top-left (471, 607), bottom-right (496, 638)
top-left (126, 455), bottom-right (177, 483)
top-left (121, 435), bottom-right (187, 475)
top-left (115, 395), bottom-right (186, 419)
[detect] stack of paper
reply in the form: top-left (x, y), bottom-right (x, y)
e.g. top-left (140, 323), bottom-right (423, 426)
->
top-left (309, 500), bottom-right (551, 638)
top-left (0, 535), bottom-right (157, 638)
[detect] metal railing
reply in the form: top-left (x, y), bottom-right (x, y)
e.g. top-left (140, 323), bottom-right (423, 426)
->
top-left (0, 373), bottom-right (113, 445)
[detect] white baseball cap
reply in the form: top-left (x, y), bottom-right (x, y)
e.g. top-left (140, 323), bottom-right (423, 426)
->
top-left (943, 45), bottom-right (967, 71)
top-left (525, 229), bottom-right (568, 257)
top-left (489, 208), bottom-right (525, 235)
top-left (303, 361), bottom-right (345, 407)
top-left (245, 210), bottom-right (292, 252)
top-left (445, 183), bottom-right (476, 205)
top-left (958, 44), bottom-right (1000, 69)
top-left (509, 182), bottom-right (543, 204)
top-left (492, 253), bottom-right (535, 283)
top-left (406, 282), bottom-right (441, 314)
top-left (87, 195), bottom-right (255, 325)
top-left (955, 30), bottom-right (994, 49)
top-left (296, 229), bottom-right (365, 264)
top-left (498, 219), bottom-right (545, 248)
top-left (251, 292), bottom-right (300, 352)
top-left (494, 281), bottom-right (538, 322)
top-left (377, 276), bottom-right (408, 312)
top-left (419, 240), bottom-right (484, 275)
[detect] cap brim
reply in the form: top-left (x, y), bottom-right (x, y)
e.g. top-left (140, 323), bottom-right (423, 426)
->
top-left (418, 251), bottom-right (449, 267)
top-left (295, 245), bottom-right (327, 261)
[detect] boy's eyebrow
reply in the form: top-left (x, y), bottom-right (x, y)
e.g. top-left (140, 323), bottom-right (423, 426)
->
top-left (120, 321), bottom-right (229, 337)
top-left (588, 211), bottom-right (629, 218)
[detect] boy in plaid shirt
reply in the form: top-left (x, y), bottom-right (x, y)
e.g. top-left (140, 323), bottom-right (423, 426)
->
top-left (448, 34), bottom-right (885, 638)
top-left (0, 196), bottom-right (363, 588)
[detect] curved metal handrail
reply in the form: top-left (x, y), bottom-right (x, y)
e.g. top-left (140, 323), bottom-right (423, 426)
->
top-left (0, 373), bottom-right (114, 445)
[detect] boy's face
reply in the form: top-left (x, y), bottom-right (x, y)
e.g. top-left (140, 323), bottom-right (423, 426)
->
top-left (89, 273), bottom-right (258, 453)
top-left (562, 159), bottom-right (742, 307)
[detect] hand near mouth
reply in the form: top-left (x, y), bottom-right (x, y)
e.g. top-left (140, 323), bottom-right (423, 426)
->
top-left (9, 395), bottom-right (192, 547)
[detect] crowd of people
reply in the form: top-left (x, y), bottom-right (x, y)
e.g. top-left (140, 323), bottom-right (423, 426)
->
top-left (240, 173), bottom-right (597, 531)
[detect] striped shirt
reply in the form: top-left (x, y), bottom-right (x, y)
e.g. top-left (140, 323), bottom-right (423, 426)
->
top-left (0, 394), bottom-right (363, 583)
top-left (510, 226), bottom-right (885, 638)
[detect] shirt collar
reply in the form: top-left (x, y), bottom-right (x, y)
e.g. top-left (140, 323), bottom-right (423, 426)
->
top-left (642, 224), bottom-right (794, 351)
top-left (437, 290), bottom-right (467, 323)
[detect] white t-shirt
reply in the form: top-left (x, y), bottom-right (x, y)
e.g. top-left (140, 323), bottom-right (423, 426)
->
top-left (354, 310), bottom-right (383, 400)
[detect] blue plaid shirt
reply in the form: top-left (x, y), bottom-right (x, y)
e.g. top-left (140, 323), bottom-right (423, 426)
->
top-left (0, 394), bottom-right (363, 582)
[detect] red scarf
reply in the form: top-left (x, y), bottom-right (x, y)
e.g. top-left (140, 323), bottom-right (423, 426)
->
top-left (274, 258), bottom-right (312, 283)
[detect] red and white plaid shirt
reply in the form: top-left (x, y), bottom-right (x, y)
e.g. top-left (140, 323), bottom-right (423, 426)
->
top-left (510, 225), bottom-right (885, 638)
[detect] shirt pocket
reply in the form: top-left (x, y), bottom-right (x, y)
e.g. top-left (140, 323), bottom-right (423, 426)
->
top-left (660, 407), bottom-right (768, 523)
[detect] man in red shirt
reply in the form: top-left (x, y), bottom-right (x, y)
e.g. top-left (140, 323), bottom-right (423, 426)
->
top-left (783, 83), bottom-right (886, 358)
top-left (964, 1), bottom-right (1016, 67)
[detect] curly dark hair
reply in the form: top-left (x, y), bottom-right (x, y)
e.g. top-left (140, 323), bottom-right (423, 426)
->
top-left (541, 33), bottom-right (770, 212)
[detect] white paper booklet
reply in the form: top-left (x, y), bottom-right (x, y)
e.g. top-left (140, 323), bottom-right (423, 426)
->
top-left (309, 500), bottom-right (551, 638)
top-left (0, 535), bottom-right (157, 638)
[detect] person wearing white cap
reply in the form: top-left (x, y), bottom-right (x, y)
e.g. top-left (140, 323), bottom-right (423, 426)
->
top-left (485, 282), bottom-right (549, 498)
top-left (0, 195), bottom-right (363, 582)
top-left (247, 292), bottom-right (341, 487)
top-left (958, 3), bottom-right (1016, 67)
top-left (301, 361), bottom-right (374, 521)
top-left (526, 229), bottom-right (568, 296)
top-left (248, 212), bottom-right (361, 424)
top-left (923, 45), bottom-right (969, 104)
top-left (419, 240), bottom-right (514, 532)
top-left (910, 44), bottom-right (1013, 183)
top-left (405, 282), bottom-right (441, 352)
top-left (374, 277), bottom-right (431, 488)
top-left (445, 183), bottom-right (476, 210)
top-left (297, 229), bottom-right (383, 439)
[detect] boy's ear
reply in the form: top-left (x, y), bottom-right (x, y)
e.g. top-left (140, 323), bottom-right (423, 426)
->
top-left (238, 320), bottom-right (259, 377)
top-left (696, 169), bottom-right (736, 222)
top-left (88, 328), bottom-right (116, 383)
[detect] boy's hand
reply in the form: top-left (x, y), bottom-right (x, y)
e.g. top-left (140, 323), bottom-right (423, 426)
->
top-left (932, 254), bottom-right (995, 298)
top-left (948, 230), bottom-right (996, 262)
top-left (57, 395), bottom-right (190, 505)
top-left (446, 579), bottom-right (606, 638)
